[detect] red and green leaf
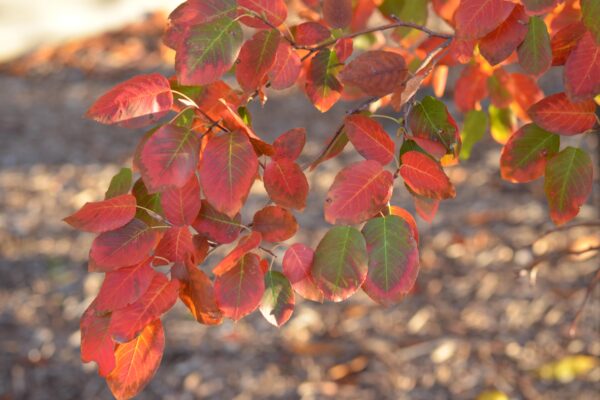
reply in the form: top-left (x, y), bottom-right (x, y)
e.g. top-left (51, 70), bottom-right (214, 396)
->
top-left (212, 231), bottom-right (262, 276)
top-left (408, 96), bottom-right (460, 158)
top-left (263, 159), bottom-right (309, 211)
top-left (345, 114), bottom-right (396, 165)
top-left (324, 160), bottom-right (394, 225)
top-left (282, 243), bottom-right (323, 302)
top-left (192, 200), bottom-right (243, 244)
top-left (528, 92), bottom-right (597, 135)
top-left (236, 29), bottom-right (281, 91)
top-left (387, 206), bottom-right (419, 244)
top-left (311, 226), bottom-right (368, 302)
top-left (160, 175), bottom-right (201, 226)
top-left (522, 0), bottom-right (559, 15)
top-left (517, 16), bottom-right (552, 76)
top-left (544, 147), bottom-right (594, 225)
top-left (581, 0), bottom-right (600, 45)
top-left (339, 50), bottom-right (407, 97)
top-left (460, 109), bottom-right (489, 160)
top-left (361, 215), bottom-right (419, 306)
top-left (198, 131), bottom-right (258, 217)
top-left (400, 151), bottom-right (456, 200)
top-left (252, 206), bottom-right (298, 242)
top-left (260, 271), bottom-right (295, 327)
top-left (64, 194), bottom-right (136, 233)
top-left (305, 49), bottom-right (343, 112)
top-left (500, 123), bottom-right (560, 183)
top-left (106, 319), bottom-right (165, 400)
top-left (214, 253), bottom-right (265, 320)
top-left (105, 168), bottom-right (133, 200)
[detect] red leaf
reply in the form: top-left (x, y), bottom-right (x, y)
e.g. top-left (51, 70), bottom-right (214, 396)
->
top-left (263, 159), bottom-right (309, 211)
top-left (260, 271), bottom-right (295, 327)
top-left (517, 16), bottom-right (552, 76)
top-left (339, 50), bottom-right (407, 97)
top-left (282, 243), bottom-right (323, 302)
top-left (311, 226), bottom-right (368, 302)
top-left (413, 194), bottom-right (439, 222)
top-left (238, 0), bottom-right (287, 29)
top-left (252, 206), bottom-right (298, 242)
top-left (106, 319), bottom-right (165, 400)
top-left (273, 128), bottom-right (306, 161)
top-left (236, 29), bottom-right (281, 91)
top-left (214, 253), bottom-right (265, 320)
top-left (361, 215), bottom-right (419, 306)
top-left (345, 115), bottom-right (395, 165)
top-left (155, 226), bottom-right (195, 263)
top-left (506, 73), bottom-right (543, 120)
top-left (324, 160), bottom-right (394, 225)
top-left (95, 258), bottom-right (157, 312)
top-left (564, 31), bottom-right (600, 101)
top-left (213, 231), bottom-right (262, 276)
top-left (268, 41), bottom-right (302, 90)
top-left (500, 123), bottom-right (560, 183)
top-left (454, 63), bottom-right (489, 112)
top-left (80, 302), bottom-right (115, 377)
top-left (199, 131), bottom-right (258, 218)
top-left (109, 274), bottom-right (179, 342)
top-left (86, 73), bottom-right (172, 127)
top-left (400, 151), bottom-right (456, 200)
top-left (89, 219), bottom-right (161, 272)
top-left (308, 128), bottom-right (349, 170)
top-left (160, 175), bottom-right (201, 226)
top-left (305, 49), bottom-right (343, 112)
top-left (293, 22), bottom-right (331, 45)
top-left (544, 147), bottom-right (593, 225)
top-left (178, 259), bottom-right (223, 325)
top-left (550, 21), bottom-right (586, 66)
top-left (528, 93), bottom-right (597, 135)
top-left (388, 206), bottom-right (419, 244)
top-left (138, 124), bottom-right (200, 192)
top-left (64, 194), bottom-right (136, 233)
top-left (334, 37), bottom-right (354, 62)
top-left (479, 5), bottom-right (528, 66)
top-left (454, 0), bottom-right (516, 39)
top-left (216, 100), bottom-right (274, 156)
top-left (192, 200), bottom-right (243, 244)
top-left (323, 0), bottom-right (353, 28)
top-left (175, 16), bottom-right (243, 86)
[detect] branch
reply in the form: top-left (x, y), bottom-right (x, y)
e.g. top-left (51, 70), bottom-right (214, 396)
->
top-left (569, 266), bottom-right (600, 337)
top-left (519, 245), bottom-right (600, 285)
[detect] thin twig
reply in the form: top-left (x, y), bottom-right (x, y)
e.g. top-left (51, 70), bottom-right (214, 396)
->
top-left (569, 267), bottom-right (600, 337)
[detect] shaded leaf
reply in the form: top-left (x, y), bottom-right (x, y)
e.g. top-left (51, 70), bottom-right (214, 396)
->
top-left (109, 274), bottom-right (179, 342)
top-left (522, 0), bottom-right (558, 14)
top-left (505, 72), bottom-right (543, 120)
top-left (64, 194), bottom-right (136, 233)
top-left (361, 215), bottom-right (419, 306)
top-left (252, 206), bottom-right (298, 242)
top-left (214, 253), bottom-right (265, 320)
top-left (339, 50), bottom-right (407, 97)
top-left (273, 128), bottom-right (306, 161)
top-left (460, 110), bottom-right (488, 160)
top-left (311, 226), bottom-right (368, 302)
top-left (564, 32), bottom-right (600, 101)
top-left (175, 16), bottom-right (243, 86)
top-left (400, 151), bottom-right (455, 200)
top-left (89, 219), bottom-right (161, 272)
top-left (408, 96), bottom-right (460, 158)
top-left (106, 319), bottom-right (165, 400)
top-left (86, 73), bottom-right (172, 127)
top-left (138, 124), bottom-right (200, 192)
top-left (160, 175), bottom-right (201, 227)
top-left (292, 22), bottom-right (331, 45)
top-left (178, 259), bottom-right (223, 325)
top-left (155, 226), bottom-right (195, 263)
top-left (308, 128), bottom-right (349, 170)
top-left (199, 131), bottom-right (258, 217)
top-left (581, 0), bottom-right (600, 45)
top-left (500, 123), bottom-right (560, 183)
top-left (236, 29), bottom-right (281, 91)
top-left (550, 21), bottom-right (586, 66)
top-left (238, 0), bottom-right (287, 29)
top-left (305, 49), bottom-right (342, 112)
top-left (387, 205), bottom-right (419, 244)
top-left (260, 271), bottom-right (295, 326)
top-left (324, 160), bottom-right (394, 225)
top-left (323, 0), bottom-right (353, 28)
top-left (192, 200), bottom-right (243, 244)
top-left (454, 63), bottom-right (489, 112)
top-left (268, 41), bottom-right (302, 90)
top-left (544, 147), bottom-right (593, 225)
top-left (528, 92), bottom-right (597, 135)
top-left (345, 114), bottom-right (395, 165)
top-left (518, 16), bottom-right (552, 76)
top-left (454, 0), bottom-right (515, 39)
top-left (131, 178), bottom-right (164, 225)
top-left (413, 194), bottom-right (439, 222)
top-left (105, 168), bottom-right (133, 200)
top-left (81, 302), bottom-right (115, 377)
top-left (264, 159), bottom-right (309, 211)
top-left (479, 5), bottom-right (528, 66)
top-left (213, 231), bottom-right (262, 276)
top-left (282, 243), bottom-right (323, 302)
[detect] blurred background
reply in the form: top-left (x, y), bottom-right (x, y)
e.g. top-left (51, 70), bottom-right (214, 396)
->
top-left (0, 1), bottom-right (599, 399)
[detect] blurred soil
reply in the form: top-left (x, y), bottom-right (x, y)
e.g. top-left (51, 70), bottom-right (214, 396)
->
top-left (0, 13), bottom-right (599, 400)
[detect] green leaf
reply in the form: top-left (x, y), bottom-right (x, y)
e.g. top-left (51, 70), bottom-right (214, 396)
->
top-left (582, 0), bottom-right (600, 45)
top-left (260, 271), bottom-right (295, 327)
top-left (517, 16), bottom-right (552, 76)
top-left (489, 105), bottom-right (515, 144)
top-left (105, 168), bottom-right (133, 199)
top-left (544, 147), bottom-right (593, 225)
top-left (361, 216), bottom-right (419, 306)
top-left (311, 226), bottom-right (368, 302)
top-left (460, 110), bottom-right (488, 160)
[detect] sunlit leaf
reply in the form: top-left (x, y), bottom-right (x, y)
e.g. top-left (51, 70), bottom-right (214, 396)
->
top-left (311, 226), bottom-right (368, 302)
top-left (345, 114), bottom-right (396, 165)
top-left (339, 50), bottom-right (407, 97)
top-left (282, 243), bottom-right (323, 302)
top-left (517, 16), bottom-right (552, 76)
top-left (324, 160), bottom-right (394, 225)
top-left (105, 168), bottom-right (133, 200)
top-left (408, 96), bottom-right (460, 158)
top-left (544, 147), bottom-right (593, 225)
top-left (154, 226), bottom-right (195, 263)
top-left (214, 253), bottom-right (265, 320)
top-left (260, 271), bottom-right (295, 327)
top-left (454, 0), bottom-right (515, 39)
top-left (454, 63), bottom-right (489, 113)
top-left (500, 123), bottom-right (560, 183)
top-left (305, 49), bottom-right (343, 112)
top-left (263, 159), bottom-right (309, 211)
top-left (564, 32), bottom-right (600, 101)
top-left (236, 29), bottom-right (281, 91)
top-left (238, 0), bottom-right (287, 29)
top-left (212, 231), bottom-right (262, 276)
top-left (160, 175), bottom-right (201, 226)
top-left (64, 194), bottom-right (136, 233)
top-left (505, 72), bottom-right (543, 120)
top-left (178, 259), bottom-right (223, 325)
top-left (489, 105), bottom-right (515, 144)
top-left (460, 110), bottom-right (488, 160)
top-left (198, 131), bottom-right (258, 217)
top-left (252, 205), bottom-right (298, 242)
top-left (273, 128), bottom-right (306, 161)
top-left (131, 178), bottom-right (164, 225)
top-left (106, 319), bottom-right (165, 400)
top-left (479, 5), bottom-right (528, 66)
top-left (361, 215), bottom-right (419, 306)
top-left (550, 22), bottom-right (586, 66)
top-left (400, 151), bottom-right (455, 200)
top-left (192, 200), bottom-right (243, 244)
top-left (268, 41), bottom-right (302, 90)
top-left (528, 92), bottom-right (597, 135)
